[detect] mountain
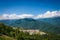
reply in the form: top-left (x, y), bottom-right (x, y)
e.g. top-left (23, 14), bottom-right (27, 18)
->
top-left (0, 19), bottom-right (17, 26)
top-left (37, 17), bottom-right (60, 27)
top-left (0, 18), bottom-right (60, 34)
top-left (0, 23), bottom-right (60, 40)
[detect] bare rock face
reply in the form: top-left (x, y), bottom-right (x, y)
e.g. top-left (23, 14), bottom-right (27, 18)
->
top-left (20, 29), bottom-right (46, 35)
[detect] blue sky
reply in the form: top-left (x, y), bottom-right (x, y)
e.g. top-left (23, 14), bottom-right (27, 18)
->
top-left (0, 0), bottom-right (60, 20)
top-left (0, 0), bottom-right (60, 15)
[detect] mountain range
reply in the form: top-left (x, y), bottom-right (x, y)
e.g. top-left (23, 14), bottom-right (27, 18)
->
top-left (0, 17), bottom-right (60, 34)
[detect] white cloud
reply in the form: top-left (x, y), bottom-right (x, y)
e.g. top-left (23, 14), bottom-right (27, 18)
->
top-left (18, 14), bottom-right (34, 18)
top-left (0, 10), bottom-right (60, 20)
top-left (35, 10), bottom-right (60, 19)
top-left (0, 14), bottom-right (34, 20)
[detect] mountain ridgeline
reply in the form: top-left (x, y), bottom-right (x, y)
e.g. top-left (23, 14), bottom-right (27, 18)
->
top-left (0, 17), bottom-right (60, 34)
top-left (0, 22), bottom-right (60, 40)
top-left (38, 17), bottom-right (60, 27)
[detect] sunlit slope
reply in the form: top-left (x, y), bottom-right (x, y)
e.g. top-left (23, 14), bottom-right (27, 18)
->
top-left (0, 18), bottom-right (60, 34)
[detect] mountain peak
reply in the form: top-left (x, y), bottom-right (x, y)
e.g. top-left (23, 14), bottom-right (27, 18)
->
top-left (18, 18), bottom-right (36, 21)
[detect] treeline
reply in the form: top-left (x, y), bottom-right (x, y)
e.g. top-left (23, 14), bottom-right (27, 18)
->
top-left (0, 23), bottom-right (60, 40)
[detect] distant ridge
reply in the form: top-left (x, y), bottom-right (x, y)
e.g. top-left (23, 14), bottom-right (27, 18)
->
top-left (0, 17), bottom-right (60, 34)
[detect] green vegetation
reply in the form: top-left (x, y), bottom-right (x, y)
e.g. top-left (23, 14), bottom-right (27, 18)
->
top-left (0, 18), bottom-right (60, 34)
top-left (0, 23), bottom-right (60, 40)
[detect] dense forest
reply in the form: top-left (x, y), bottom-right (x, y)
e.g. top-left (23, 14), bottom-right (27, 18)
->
top-left (0, 18), bottom-right (60, 34)
top-left (0, 23), bottom-right (60, 40)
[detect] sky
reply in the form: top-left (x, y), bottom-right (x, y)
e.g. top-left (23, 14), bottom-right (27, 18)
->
top-left (0, 0), bottom-right (60, 20)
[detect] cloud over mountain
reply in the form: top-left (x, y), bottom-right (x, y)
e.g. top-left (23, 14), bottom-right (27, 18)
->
top-left (0, 10), bottom-right (60, 20)
top-left (35, 10), bottom-right (60, 19)
top-left (0, 14), bottom-right (34, 20)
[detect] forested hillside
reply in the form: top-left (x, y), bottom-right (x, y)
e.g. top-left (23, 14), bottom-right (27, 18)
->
top-left (0, 23), bottom-right (60, 40)
top-left (0, 18), bottom-right (60, 34)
